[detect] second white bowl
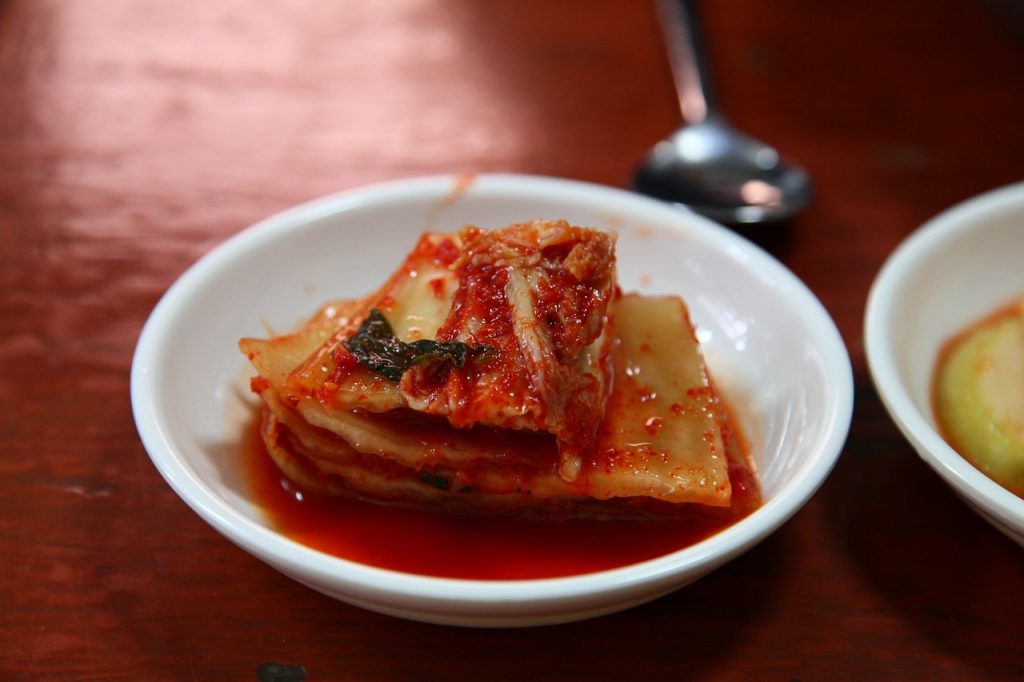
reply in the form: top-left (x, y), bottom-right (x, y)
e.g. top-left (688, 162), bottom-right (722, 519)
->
top-left (865, 181), bottom-right (1024, 546)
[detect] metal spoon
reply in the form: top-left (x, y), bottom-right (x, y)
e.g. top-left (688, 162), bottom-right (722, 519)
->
top-left (633, 0), bottom-right (812, 224)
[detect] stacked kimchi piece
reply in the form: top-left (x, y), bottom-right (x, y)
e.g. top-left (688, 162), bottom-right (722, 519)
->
top-left (241, 221), bottom-right (758, 519)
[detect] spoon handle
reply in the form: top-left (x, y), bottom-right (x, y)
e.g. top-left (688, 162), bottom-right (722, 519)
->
top-left (655, 0), bottom-right (718, 123)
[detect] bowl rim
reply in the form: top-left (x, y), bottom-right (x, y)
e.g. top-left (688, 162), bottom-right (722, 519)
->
top-left (131, 173), bottom-right (854, 610)
top-left (864, 180), bottom-right (1024, 529)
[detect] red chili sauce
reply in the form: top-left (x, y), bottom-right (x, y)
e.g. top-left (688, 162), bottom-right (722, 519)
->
top-left (242, 406), bottom-right (760, 581)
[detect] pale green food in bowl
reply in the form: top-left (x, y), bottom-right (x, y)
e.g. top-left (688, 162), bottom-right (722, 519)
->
top-left (934, 301), bottom-right (1024, 497)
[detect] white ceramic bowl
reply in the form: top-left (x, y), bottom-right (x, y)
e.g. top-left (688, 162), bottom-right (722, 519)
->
top-left (865, 181), bottom-right (1024, 546)
top-left (132, 174), bottom-right (853, 626)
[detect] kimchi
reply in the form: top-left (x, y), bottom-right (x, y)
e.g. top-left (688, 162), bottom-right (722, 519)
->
top-left (240, 220), bottom-right (759, 519)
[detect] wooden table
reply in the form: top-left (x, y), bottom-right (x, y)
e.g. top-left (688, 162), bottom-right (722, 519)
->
top-left (2, 1), bottom-right (1022, 679)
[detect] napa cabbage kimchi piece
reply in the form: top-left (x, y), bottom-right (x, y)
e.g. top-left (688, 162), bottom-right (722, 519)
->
top-left (240, 220), bottom-right (755, 518)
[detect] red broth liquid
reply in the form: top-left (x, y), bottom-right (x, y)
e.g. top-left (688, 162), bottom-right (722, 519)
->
top-left (242, 410), bottom-right (759, 580)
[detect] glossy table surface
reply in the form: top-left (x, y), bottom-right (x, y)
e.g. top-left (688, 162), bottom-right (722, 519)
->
top-left (1, 1), bottom-right (1022, 679)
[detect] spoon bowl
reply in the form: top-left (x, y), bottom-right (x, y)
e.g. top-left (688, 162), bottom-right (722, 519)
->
top-left (634, 118), bottom-right (813, 224)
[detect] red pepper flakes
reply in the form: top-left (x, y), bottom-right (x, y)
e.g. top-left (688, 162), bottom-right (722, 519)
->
top-left (433, 238), bottom-right (460, 266)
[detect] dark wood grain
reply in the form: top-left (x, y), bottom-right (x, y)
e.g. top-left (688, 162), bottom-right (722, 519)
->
top-left (2, 0), bottom-right (1022, 679)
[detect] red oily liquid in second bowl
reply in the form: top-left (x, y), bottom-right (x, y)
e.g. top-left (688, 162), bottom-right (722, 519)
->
top-left (242, 411), bottom-right (759, 580)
